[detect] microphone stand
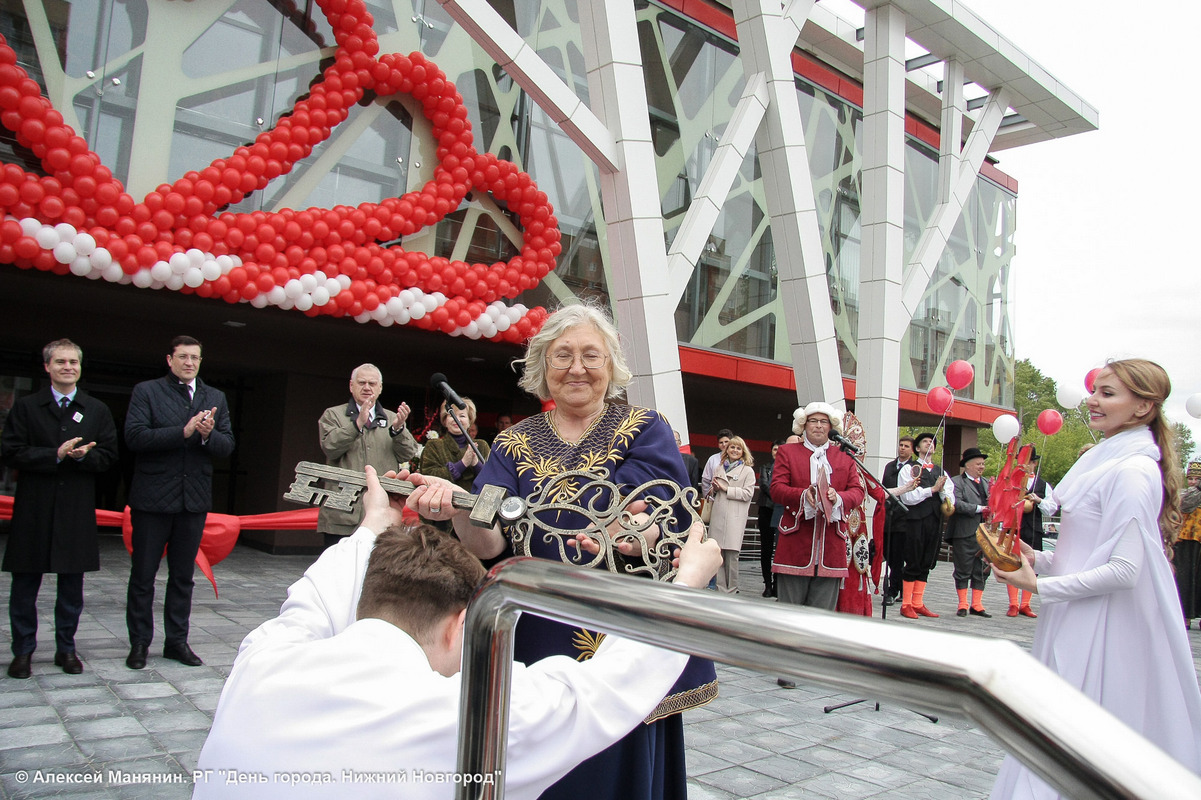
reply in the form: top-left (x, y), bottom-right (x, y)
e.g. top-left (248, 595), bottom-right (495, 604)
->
top-left (820, 440), bottom-right (938, 724)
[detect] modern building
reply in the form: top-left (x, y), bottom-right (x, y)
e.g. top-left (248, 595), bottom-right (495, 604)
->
top-left (0, 1), bottom-right (1095, 549)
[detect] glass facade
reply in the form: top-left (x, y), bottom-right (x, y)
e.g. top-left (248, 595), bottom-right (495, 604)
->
top-left (0, 0), bottom-right (1015, 407)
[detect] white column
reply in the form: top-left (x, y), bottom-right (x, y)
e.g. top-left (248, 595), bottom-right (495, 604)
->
top-left (732, 0), bottom-right (844, 409)
top-left (854, 3), bottom-right (908, 475)
top-left (578, 0), bottom-right (689, 434)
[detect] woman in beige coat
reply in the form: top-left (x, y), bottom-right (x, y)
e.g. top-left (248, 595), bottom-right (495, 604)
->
top-left (707, 436), bottom-right (756, 593)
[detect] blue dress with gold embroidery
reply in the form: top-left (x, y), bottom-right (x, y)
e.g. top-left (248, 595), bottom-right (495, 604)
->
top-left (475, 404), bottom-right (717, 800)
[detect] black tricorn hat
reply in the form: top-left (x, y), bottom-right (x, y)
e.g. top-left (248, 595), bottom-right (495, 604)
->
top-left (960, 447), bottom-right (987, 467)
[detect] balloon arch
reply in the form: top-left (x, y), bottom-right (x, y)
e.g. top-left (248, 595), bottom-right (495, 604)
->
top-left (0, 0), bottom-right (553, 341)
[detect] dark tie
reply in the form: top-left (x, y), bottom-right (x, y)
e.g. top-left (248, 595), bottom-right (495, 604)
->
top-left (60, 397), bottom-right (70, 409)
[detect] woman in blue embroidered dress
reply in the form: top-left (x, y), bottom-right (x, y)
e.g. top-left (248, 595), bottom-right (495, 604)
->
top-left (410, 303), bottom-right (717, 800)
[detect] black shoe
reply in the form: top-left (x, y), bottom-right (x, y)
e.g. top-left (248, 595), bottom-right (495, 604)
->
top-left (54, 651), bottom-right (83, 674)
top-left (882, 595), bottom-right (894, 606)
top-left (777, 678), bottom-right (797, 689)
top-left (7, 653), bottom-right (32, 679)
top-left (126, 643), bottom-right (148, 670)
top-left (163, 643), bottom-right (203, 667)
top-left (969, 608), bottom-right (992, 618)
top-left (956, 608), bottom-right (968, 617)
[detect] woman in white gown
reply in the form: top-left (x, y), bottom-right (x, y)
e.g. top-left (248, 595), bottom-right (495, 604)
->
top-left (992, 359), bottom-right (1201, 799)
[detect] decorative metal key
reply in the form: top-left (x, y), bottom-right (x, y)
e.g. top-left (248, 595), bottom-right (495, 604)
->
top-left (285, 462), bottom-right (703, 581)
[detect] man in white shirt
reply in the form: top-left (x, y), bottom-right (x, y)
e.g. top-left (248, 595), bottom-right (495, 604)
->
top-left (895, 432), bottom-right (954, 619)
top-left (194, 467), bottom-right (720, 799)
top-left (700, 428), bottom-right (733, 495)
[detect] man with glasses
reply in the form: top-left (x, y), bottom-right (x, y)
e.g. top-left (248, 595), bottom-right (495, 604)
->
top-left (124, 335), bottom-right (235, 670)
top-left (317, 364), bottom-right (417, 549)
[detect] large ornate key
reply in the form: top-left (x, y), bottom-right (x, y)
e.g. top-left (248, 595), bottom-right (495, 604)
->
top-left (285, 461), bottom-right (703, 581)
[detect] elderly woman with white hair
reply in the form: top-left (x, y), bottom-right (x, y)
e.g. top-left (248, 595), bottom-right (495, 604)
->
top-left (770, 402), bottom-right (865, 620)
top-left (407, 301), bottom-right (716, 800)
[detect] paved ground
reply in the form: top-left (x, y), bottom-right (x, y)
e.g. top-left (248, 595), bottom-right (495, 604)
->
top-left (1, 535), bottom-right (1199, 799)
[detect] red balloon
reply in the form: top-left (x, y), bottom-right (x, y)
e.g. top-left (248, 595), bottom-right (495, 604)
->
top-left (945, 360), bottom-right (974, 391)
top-left (1037, 409), bottom-right (1064, 436)
top-left (1085, 367), bottom-right (1102, 394)
top-left (925, 386), bottom-right (954, 416)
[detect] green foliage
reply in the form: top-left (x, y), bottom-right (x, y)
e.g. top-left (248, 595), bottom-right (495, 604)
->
top-left (1172, 422), bottom-right (1196, 469)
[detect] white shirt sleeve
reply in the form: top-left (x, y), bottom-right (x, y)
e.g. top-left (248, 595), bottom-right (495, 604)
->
top-left (1037, 519), bottom-right (1143, 603)
top-left (1039, 481), bottom-right (1059, 517)
top-left (899, 464), bottom-right (932, 506)
top-left (238, 527), bottom-right (376, 655)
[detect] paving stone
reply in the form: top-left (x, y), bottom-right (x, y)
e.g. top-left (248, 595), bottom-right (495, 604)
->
top-left (0, 723), bottom-right (71, 751)
top-left (697, 765), bottom-right (789, 797)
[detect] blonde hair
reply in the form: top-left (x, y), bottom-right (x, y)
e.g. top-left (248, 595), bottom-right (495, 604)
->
top-left (441, 397), bottom-right (477, 428)
top-left (1102, 359), bottom-right (1182, 555)
top-left (514, 301), bottom-right (632, 401)
top-left (723, 436), bottom-right (755, 469)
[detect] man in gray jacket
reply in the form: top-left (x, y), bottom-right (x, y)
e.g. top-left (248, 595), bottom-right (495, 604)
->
top-left (948, 447), bottom-right (990, 618)
top-left (317, 363), bottom-right (418, 548)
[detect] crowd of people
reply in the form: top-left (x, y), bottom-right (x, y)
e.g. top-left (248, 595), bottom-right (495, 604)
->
top-left (2, 315), bottom-right (1200, 796)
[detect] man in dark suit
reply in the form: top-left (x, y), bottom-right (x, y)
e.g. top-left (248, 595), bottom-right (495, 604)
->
top-left (124, 335), bottom-right (235, 670)
top-left (881, 436), bottom-right (917, 604)
top-left (2, 339), bottom-right (117, 679)
top-left (948, 447), bottom-right (991, 617)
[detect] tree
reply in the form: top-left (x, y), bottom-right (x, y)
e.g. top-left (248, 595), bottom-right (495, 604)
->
top-left (1172, 422), bottom-right (1196, 470)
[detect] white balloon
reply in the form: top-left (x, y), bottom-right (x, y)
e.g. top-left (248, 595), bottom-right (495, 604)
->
top-left (283, 279), bottom-right (304, 299)
top-left (101, 263), bottom-right (124, 282)
top-left (420, 295), bottom-right (438, 312)
top-left (53, 242), bottom-right (77, 264)
top-left (215, 255), bottom-right (235, 273)
top-left (72, 232), bottom-right (96, 256)
top-left (335, 274), bottom-right (352, 290)
top-left (992, 414), bottom-right (1021, 443)
top-left (201, 260), bottom-right (221, 281)
top-left (398, 289), bottom-right (415, 306)
top-left (393, 308), bottom-right (410, 325)
top-left (53, 223), bottom-right (77, 241)
top-left (311, 287), bottom-right (330, 306)
top-left (299, 274), bottom-right (317, 292)
top-left (378, 317), bottom-right (394, 327)
top-left (19, 217), bottom-right (41, 236)
top-left (294, 294), bottom-right (314, 312)
top-left (408, 304), bottom-right (425, 320)
top-left (68, 256), bottom-right (92, 276)
top-left (117, 272), bottom-right (133, 285)
top-left (464, 321), bottom-right (480, 339)
top-left (323, 278), bottom-right (342, 296)
top-left (353, 311), bottom-right (372, 324)
top-left (250, 294), bottom-right (270, 308)
top-left (88, 248), bottom-right (112, 269)
top-left (1055, 384), bottom-right (1085, 408)
top-left (495, 315), bottom-right (511, 332)
top-left (35, 226), bottom-right (60, 249)
top-left (186, 248), bottom-right (205, 266)
top-left (386, 297), bottom-right (405, 316)
top-left (267, 286), bottom-right (287, 305)
top-left (132, 269), bottom-right (154, 288)
top-left (150, 261), bottom-right (173, 282)
top-left (1186, 393), bottom-right (1201, 419)
top-left (169, 252), bottom-right (191, 275)
top-left (165, 274), bottom-right (186, 291)
top-left (311, 270), bottom-right (327, 285)
top-left (370, 304), bottom-right (389, 321)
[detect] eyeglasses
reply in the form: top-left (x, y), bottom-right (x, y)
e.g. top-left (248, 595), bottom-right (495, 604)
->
top-left (547, 351), bottom-right (608, 370)
top-left (172, 354), bottom-right (202, 363)
top-left (806, 419), bottom-right (831, 427)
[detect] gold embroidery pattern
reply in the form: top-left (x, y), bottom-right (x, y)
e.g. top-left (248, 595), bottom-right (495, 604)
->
top-left (644, 680), bottom-right (720, 724)
top-left (571, 629), bottom-right (606, 661)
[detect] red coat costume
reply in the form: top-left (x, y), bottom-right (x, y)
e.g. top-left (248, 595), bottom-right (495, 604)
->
top-left (770, 440), bottom-right (865, 579)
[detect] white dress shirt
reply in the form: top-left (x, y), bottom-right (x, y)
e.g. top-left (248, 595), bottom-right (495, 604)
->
top-left (195, 528), bottom-right (688, 800)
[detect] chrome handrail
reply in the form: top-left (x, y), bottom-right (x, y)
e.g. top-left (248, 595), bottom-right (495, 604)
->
top-left (455, 557), bottom-right (1201, 799)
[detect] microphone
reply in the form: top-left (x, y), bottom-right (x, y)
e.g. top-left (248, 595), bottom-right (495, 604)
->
top-left (829, 430), bottom-right (862, 455)
top-left (430, 373), bottom-right (467, 410)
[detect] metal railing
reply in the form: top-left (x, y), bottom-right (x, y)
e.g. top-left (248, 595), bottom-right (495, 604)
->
top-left (454, 557), bottom-right (1201, 799)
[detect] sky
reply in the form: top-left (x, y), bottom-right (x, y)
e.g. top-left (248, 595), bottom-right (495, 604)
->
top-left (961, 1), bottom-right (1201, 451)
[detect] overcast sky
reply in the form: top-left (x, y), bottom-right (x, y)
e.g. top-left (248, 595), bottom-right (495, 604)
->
top-left (963, 0), bottom-right (1200, 449)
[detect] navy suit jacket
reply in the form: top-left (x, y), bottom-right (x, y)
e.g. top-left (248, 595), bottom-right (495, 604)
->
top-left (125, 375), bottom-right (235, 514)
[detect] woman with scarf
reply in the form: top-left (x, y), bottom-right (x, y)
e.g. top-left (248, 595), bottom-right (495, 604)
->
top-left (992, 359), bottom-right (1201, 798)
top-left (707, 435), bottom-right (756, 593)
top-left (419, 397), bottom-right (489, 527)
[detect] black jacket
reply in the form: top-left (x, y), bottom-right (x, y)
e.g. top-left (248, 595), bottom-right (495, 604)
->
top-left (125, 375), bottom-right (235, 513)
top-left (1, 387), bottom-right (118, 573)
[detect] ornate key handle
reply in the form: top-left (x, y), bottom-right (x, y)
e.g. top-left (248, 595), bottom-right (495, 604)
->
top-left (284, 462), bottom-right (702, 582)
